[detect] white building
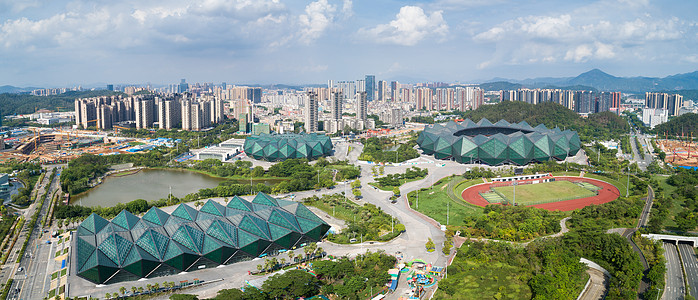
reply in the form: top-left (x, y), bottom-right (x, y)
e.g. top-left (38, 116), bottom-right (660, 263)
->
top-left (642, 108), bottom-right (668, 129)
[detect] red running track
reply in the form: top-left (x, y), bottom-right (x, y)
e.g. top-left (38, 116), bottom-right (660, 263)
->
top-left (461, 176), bottom-right (620, 212)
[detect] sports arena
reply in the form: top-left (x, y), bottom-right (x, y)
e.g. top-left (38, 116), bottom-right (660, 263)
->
top-left (461, 174), bottom-right (619, 211)
top-left (417, 119), bottom-right (581, 165)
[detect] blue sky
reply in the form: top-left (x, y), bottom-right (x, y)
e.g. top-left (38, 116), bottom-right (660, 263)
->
top-left (1, 0), bottom-right (697, 87)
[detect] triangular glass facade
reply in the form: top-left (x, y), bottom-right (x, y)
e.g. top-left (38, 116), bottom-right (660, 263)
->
top-left (76, 194), bottom-right (329, 284)
top-left (417, 119), bottom-right (580, 165)
top-left (243, 133), bottom-right (333, 161)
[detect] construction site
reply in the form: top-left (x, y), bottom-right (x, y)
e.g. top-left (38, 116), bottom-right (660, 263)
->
top-left (657, 138), bottom-right (698, 167)
top-left (0, 127), bottom-right (172, 164)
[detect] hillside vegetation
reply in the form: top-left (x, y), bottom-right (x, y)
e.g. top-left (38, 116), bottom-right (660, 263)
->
top-left (0, 90), bottom-right (119, 116)
top-left (653, 113), bottom-right (698, 136)
top-left (459, 101), bottom-right (629, 141)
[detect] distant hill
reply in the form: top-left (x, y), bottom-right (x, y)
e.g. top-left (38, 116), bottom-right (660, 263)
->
top-left (653, 113), bottom-right (698, 136)
top-left (478, 81), bottom-right (523, 91)
top-left (458, 101), bottom-right (629, 142)
top-left (0, 90), bottom-right (120, 116)
top-left (0, 85), bottom-right (37, 94)
top-left (482, 69), bottom-right (698, 93)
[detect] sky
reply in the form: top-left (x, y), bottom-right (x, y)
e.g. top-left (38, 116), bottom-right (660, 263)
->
top-left (1, 0), bottom-right (697, 87)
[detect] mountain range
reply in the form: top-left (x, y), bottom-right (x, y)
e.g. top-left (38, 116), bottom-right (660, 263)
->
top-left (481, 69), bottom-right (698, 93)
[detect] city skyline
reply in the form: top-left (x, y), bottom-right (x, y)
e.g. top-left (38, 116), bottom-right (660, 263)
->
top-left (1, 0), bottom-right (697, 87)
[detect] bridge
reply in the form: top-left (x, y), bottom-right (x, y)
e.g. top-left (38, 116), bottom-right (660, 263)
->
top-left (641, 234), bottom-right (698, 247)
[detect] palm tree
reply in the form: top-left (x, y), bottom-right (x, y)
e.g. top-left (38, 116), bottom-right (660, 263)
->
top-left (119, 286), bottom-right (126, 296)
top-left (137, 286), bottom-right (144, 293)
top-left (131, 286), bottom-right (137, 295)
top-left (287, 250), bottom-right (295, 263)
top-left (170, 282), bottom-right (175, 289)
top-left (194, 200), bottom-right (203, 210)
top-left (146, 284), bottom-right (152, 292)
top-left (105, 292), bottom-right (111, 299)
top-left (162, 282), bottom-right (169, 289)
top-left (316, 247), bottom-right (324, 258)
top-left (256, 264), bottom-right (263, 272)
top-left (280, 258), bottom-right (286, 266)
top-left (153, 283), bottom-right (160, 291)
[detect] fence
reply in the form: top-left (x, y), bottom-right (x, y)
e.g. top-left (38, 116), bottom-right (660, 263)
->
top-left (486, 179), bottom-right (599, 206)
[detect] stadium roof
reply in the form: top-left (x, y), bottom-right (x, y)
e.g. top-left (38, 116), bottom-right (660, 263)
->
top-left (417, 119), bottom-right (581, 165)
top-left (75, 193), bottom-right (330, 284)
top-left (243, 133), bottom-right (333, 161)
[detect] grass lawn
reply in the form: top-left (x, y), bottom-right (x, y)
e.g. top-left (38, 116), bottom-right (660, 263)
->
top-left (452, 179), bottom-right (484, 200)
top-left (653, 175), bottom-right (681, 228)
top-left (304, 198), bottom-right (357, 221)
top-left (492, 181), bottom-right (596, 205)
top-left (552, 171), bottom-right (582, 176)
top-left (435, 261), bottom-right (533, 299)
top-left (369, 175), bottom-right (426, 191)
top-left (409, 179), bottom-right (483, 227)
top-left (584, 173), bottom-right (631, 196)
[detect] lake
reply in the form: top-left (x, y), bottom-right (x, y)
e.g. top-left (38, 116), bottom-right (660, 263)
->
top-left (70, 169), bottom-right (284, 207)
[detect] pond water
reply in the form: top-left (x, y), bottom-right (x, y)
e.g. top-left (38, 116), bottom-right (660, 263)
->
top-left (70, 169), bottom-right (283, 207)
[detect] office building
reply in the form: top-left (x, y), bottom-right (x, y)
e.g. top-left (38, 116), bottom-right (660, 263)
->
top-left (642, 108), bottom-right (669, 128)
top-left (378, 80), bottom-right (388, 101)
top-left (365, 75), bottom-right (375, 101)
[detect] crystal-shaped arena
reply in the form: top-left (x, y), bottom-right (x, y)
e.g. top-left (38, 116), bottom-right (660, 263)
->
top-left (74, 193), bottom-right (330, 284)
top-left (417, 119), bottom-right (581, 165)
top-left (243, 133), bottom-right (333, 161)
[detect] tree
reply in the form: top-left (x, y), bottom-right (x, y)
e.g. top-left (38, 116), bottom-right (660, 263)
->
top-left (287, 250), bottom-right (295, 263)
top-left (352, 188), bottom-right (362, 197)
top-left (105, 293), bottom-right (111, 299)
top-left (262, 270), bottom-right (320, 299)
top-left (119, 286), bottom-right (126, 296)
top-left (138, 286), bottom-right (144, 293)
top-left (425, 238), bottom-right (435, 251)
top-left (153, 283), bottom-right (160, 291)
top-left (212, 288), bottom-right (245, 299)
top-left (351, 180), bottom-right (361, 189)
top-left (131, 286), bottom-right (137, 294)
top-left (194, 201), bottom-right (203, 210)
top-left (392, 187), bottom-right (400, 196)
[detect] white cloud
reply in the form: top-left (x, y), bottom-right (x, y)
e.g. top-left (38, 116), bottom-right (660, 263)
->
top-left (473, 9), bottom-right (687, 68)
top-left (359, 6), bottom-right (448, 46)
top-left (298, 0), bottom-right (337, 44)
top-left (342, 0), bottom-right (353, 18)
top-left (564, 44), bottom-right (593, 62)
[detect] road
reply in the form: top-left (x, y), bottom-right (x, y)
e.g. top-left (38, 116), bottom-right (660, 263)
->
top-left (639, 185), bottom-right (654, 228)
top-left (7, 164), bottom-right (63, 300)
top-left (663, 243), bottom-right (685, 300)
top-left (678, 243), bottom-right (698, 299)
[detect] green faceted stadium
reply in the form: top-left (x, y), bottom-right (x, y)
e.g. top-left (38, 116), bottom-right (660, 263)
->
top-left (74, 193), bottom-right (330, 284)
top-left (417, 119), bottom-right (581, 165)
top-left (243, 133), bottom-right (333, 161)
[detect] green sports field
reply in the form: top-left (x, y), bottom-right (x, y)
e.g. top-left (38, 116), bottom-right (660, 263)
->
top-left (492, 180), bottom-right (596, 205)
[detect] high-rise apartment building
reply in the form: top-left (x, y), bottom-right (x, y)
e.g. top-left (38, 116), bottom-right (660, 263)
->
top-left (305, 91), bottom-right (319, 133)
top-left (390, 81), bottom-right (399, 101)
top-left (415, 87), bottom-right (433, 110)
top-left (331, 91), bottom-right (343, 120)
top-left (646, 92), bottom-right (683, 116)
top-left (365, 75), bottom-right (375, 101)
top-left (378, 80), bottom-right (388, 101)
top-left (357, 91), bottom-right (367, 121)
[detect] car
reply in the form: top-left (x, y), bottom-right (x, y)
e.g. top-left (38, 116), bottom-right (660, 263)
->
top-left (17, 267), bottom-right (23, 272)
top-left (46, 240), bottom-right (51, 244)
top-left (391, 199), bottom-right (397, 204)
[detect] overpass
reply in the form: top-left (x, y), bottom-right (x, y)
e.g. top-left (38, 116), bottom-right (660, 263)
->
top-left (641, 234), bottom-right (698, 246)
